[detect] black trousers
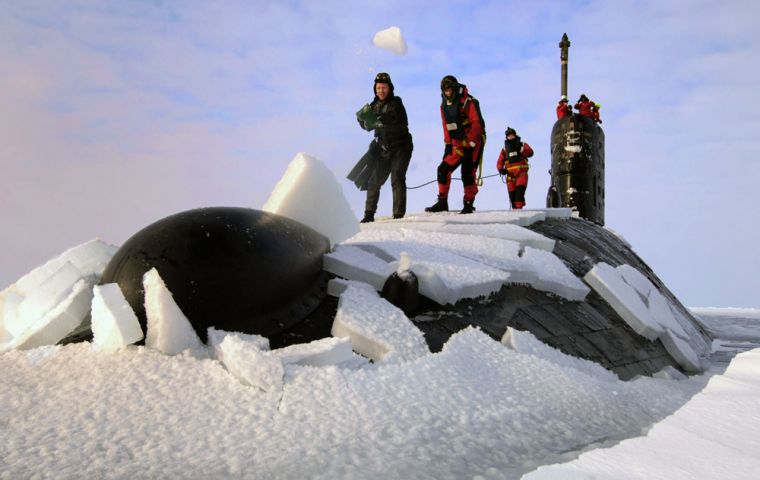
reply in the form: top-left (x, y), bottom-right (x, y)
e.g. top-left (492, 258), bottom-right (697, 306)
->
top-left (365, 141), bottom-right (413, 217)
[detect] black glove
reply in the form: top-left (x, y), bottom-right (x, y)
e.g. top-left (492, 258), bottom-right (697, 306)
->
top-left (444, 144), bottom-right (452, 157)
top-left (499, 168), bottom-right (508, 175)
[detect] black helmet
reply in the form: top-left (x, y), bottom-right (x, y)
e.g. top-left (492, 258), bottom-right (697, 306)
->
top-left (375, 72), bottom-right (392, 85)
top-left (440, 75), bottom-right (459, 92)
top-left (579, 94), bottom-right (589, 102)
top-left (505, 127), bottom-right (517, 137)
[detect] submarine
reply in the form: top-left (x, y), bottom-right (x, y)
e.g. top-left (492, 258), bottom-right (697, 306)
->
top-left (54, 36), bottom-right (710, 380)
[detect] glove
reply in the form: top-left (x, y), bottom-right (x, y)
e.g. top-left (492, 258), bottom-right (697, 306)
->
top-left (499, 168), bottom-right (508, 175)
top-left (444, 144), bottom-right (452, 156)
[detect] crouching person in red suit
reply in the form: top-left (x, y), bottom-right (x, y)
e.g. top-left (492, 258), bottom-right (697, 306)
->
top-left (496, 127), bottom-right (533, 209)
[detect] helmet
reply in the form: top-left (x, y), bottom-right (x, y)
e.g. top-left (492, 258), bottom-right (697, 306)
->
top-left (505, 127), bottom-right (517, 137)
top-left (440, 75), bottom-right (459, 92)
top-left (579, 94), bottom-right (589, 102)
top-left (559, 95), bottom-right (568, 103)
top-left (374, 72), bottom-right (392, 84)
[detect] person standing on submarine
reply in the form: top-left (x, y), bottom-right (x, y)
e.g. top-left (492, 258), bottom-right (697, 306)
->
top-left (425, 75), bottom-right (485, 214)
top-left (355, 72), bottom-right (413, 223)
top-left (496, 127), bottom-right (533, 209)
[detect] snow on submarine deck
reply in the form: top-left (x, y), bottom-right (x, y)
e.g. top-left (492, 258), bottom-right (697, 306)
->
top-left (318, 209), bottom-right (712, 380)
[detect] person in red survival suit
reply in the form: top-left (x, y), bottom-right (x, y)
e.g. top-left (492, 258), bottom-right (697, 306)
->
top-left (591, 102), bottom-right (603, 124)
top-left (496, 127), bottom-right (533, 209)
top-left (574, 93), bottom-right (595, 119)
top-left (425, 75), bottom-right (486, 214)
top-left (556, 95), bottom-right (572, 119)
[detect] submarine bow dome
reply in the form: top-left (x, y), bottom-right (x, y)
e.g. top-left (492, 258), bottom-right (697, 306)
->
top-left (99, 207), bottom-right (330, 341)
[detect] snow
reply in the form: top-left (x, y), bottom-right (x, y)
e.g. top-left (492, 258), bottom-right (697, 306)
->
top-left (584, 262), bottom-right (707, 371)
top-left (525, 347), bottom-right (760, 480)
top-left (502, 327), bottom-right (619, 383)
top-left (331, 283), bottom-right (428, 363)
top-left (366, 220), bottom-right (557, 251)
top-left (521, 246), bottom-right (590, 300)
top-left (372, 26), bottom-right (407, 55)
top-left (0, 238), bottom-right (116, 346)
top-left (262, 152), bottom-right (358, 247)
top-left (584, 262), bottom-right (665, 340)
top-left (10, 279), bottom-right (93, 351)
top-left (91, 283), bottom-right (144, 352)
top-left (0, 324), bottom-right (729, 479)
top-left (143, 268), bottom-right (205, 356)
top-left (8, 261), bottom-right (84, 338)
top-left (344, 227), bottom-right (509, 305)
top-left (323, 244), bottom-right (394, 291)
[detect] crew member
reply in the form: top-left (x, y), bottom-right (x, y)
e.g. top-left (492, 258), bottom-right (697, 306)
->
top-left (425, 75), bottom-right (485, 214)
top-left (496, 127), bottom-right (533, 210)
top-left (556, 95), bottom-right (572, 119)
top-left (356, 72), bottom-right (413, 222)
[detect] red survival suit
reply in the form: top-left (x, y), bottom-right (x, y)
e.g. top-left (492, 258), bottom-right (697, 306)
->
top-left (557, 99), bottom-right (572, 120)
top-left (496, 132), bottom-right (533, 209)
top-left (574, 95), bottom-right (595, 119)
top-left (437, 84), bottom-right (485, 204)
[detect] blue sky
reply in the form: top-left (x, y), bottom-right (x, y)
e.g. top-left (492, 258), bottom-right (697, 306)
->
top-left (1, 0), bottom-right (758, 308)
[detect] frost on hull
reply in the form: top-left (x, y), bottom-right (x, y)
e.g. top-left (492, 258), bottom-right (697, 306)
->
top-left (99, 208), bottom-right (330, 342)
top-left (547, 114), bottom-right (605, 225)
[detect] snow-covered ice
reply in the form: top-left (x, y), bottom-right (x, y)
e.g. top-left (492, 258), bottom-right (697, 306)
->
top-left (263, 152), bottom-right (358, 247)
top-left (585, 262), bottom-right (665, 340)
top-left (584, 262), bottom-right (709, 371)
top-left (91, 283), bottom-right (144, 352)
top-left (332, 283), bottom-right (428, 363)
top-left (372, 26), bottom-right (407, 55)
top-left (323, 245), bottom-right (394, 291)
top-left (10, 279), bottom-right (93, 351)
top-left (525, 347), bottom-right (760, 479)
top-left (502, 327), bottom-right (619, 383)
top-left (143, 268), bottom-right (205, 356)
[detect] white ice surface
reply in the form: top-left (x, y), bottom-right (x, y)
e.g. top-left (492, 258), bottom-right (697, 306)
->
top-left (396, 209), bottom-right (547, 227)
top-left (0, 326), bottom-right (718, 479)
top-left (346, 223), bottom-right (586, 301)
top-left (1, 238), bottom-right (116, 295)
top-left (585, 262), bottom-right (711, 369)
top-left (372, 26), bottom-right (407, 55)
top-left (584, 262), bottom-right (665, 340)
top-left (364, 220), bottom-right (556, 251)
top-left (208, 328), bottom-right (284, 393)
top-left (263, 152), bottom-right (358, 247)
top-left (331, 283), bottom-right (428, 363)
top-left (502, 327), bottom-right (619, 383)
top-left (521, 247), bottom-right (590, 300)
top-left (272, 336), bottom-right (353, 367)
top-left (143, 268), bottom-right (204, 356)
top-left (323, 245), bottom-right (394, 291)
top-left (10, 279), bottom-right (93, 351)
top-left (525, 347), bottom-right (760, 480)
top-left (91, 283), bottom-right (144, 352)
top-left (8, 261), bottom-right (84, 338)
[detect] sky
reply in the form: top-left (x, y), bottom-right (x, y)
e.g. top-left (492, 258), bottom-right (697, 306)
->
top-left (1, 0), bottom-right (759, 309)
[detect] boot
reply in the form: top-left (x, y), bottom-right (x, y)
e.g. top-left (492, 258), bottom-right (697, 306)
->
top-left (459, 200), bottom-right (475, 214)
top-left (392, 214), bottom-right (404, 219)
top-left (360, 211), bottom-right (375, 223)
top-left (424, 197), bottom-right (449, 213)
